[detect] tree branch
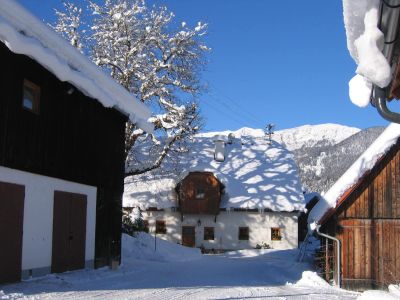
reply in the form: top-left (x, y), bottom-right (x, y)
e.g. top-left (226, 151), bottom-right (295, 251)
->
top-left (125, 133), bottom-right (179, 176)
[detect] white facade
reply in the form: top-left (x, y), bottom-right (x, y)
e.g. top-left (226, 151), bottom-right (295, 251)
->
top-left (143, 209), bottom-right (299, 250)
top-left (0, 166), bottom-right (97, 278)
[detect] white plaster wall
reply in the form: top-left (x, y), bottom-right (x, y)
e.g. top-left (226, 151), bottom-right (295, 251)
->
top-left (143, 209), bottom-right (298, 250)
top-left (0, 166), bottom-right (97, 271)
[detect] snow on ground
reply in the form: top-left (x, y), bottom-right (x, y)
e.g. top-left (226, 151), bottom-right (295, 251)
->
top-left (357, 290), bottom-right (400, 300)
top-left (293, 271), bottom-right (331, 288)
top-left (0, 233), bottom-right (360, 300)
top-left (389, 284), bottom-right (400, 297)
top-left (122, 233), bottom-right (201, 263)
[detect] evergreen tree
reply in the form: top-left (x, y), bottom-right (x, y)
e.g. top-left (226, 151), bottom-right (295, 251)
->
top-left (122, 207), bottom-right (145, 235)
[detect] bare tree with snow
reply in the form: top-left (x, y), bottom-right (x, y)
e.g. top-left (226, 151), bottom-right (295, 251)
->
top-left (51, 1), bottom-right (86, 52)
top-left (52, 0), bottom-right (209, 176)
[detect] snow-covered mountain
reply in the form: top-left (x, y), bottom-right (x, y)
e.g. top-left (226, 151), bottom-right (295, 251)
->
top-left (199, 124), bottom-right (385, 194)
top-left (274, 124), bottom-right (361, 151)
top-left (201, 124), bottom-right (361, 151)
top-left (294, 126), bottom-right (385, 193)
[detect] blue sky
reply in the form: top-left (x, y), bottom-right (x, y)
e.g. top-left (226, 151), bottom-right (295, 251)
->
top-left (18, 0), bottom-right (391, 131)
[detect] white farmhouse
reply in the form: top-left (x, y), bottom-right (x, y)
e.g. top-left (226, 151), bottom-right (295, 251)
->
top-left (124, 129), bottom-right (305, 251)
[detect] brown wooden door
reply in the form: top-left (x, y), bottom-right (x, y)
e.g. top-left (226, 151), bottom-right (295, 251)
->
top-left (0, 181), bottom-right (25, 284)
top-left (339, 219), bottom-right (400, 287)
top-left (52, 191), bottom-right (87, 273)
top-left (381, 221), bottom-right (400, 285)
top-left (182, 226), bottom-right (195, 247)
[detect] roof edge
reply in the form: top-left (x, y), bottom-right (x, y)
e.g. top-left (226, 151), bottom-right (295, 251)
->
top-left (0, 0), bottom-right (153, 132)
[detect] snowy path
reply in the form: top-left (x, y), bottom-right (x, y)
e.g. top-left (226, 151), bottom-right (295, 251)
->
top-left (0, 249), bottom-right (359, 300)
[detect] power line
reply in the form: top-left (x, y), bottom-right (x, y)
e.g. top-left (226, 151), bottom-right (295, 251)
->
top-left (211, 85), bottom-right (268, 126)
top-left (205, 92), bottom-right (266, 128)
top-left (201, 99), bottom-right (251, 128)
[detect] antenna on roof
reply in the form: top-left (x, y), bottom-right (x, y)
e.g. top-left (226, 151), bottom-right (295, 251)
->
top-left (265, 123), bottom-right (275, 144)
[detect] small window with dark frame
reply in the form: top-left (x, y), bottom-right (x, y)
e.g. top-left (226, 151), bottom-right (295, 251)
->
top-left (271, 228), bottom-right (282, 241)
top-left (195, 188), bottom-right (205, 199)
top-left (204, 227), bottom-right (214, 240)
top-left (238, 227), bottom-right (249, 240)
top-left (155, 220), bottom-right (166, 234)
top-left (22, 79), bottom-right (40, 114)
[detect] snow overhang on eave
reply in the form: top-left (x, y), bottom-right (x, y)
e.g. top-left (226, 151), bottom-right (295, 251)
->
top-left (312, 134), bottom-right (400, 229)
top-left (0, 0), bottom-right (153, 133)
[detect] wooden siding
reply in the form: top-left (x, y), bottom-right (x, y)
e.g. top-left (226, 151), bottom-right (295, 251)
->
top-left (178, 172), bottom-right (222, 215)
top-left (322, 142), bottom-right (400, 290)
top-left (0, 43), bottom-right (127, 268)
top-left (337, 142), bottom-right (400, 220)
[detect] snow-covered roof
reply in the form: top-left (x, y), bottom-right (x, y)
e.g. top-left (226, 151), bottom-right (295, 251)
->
top-left (124, 130), bottom-right (305, 212)
top-left (0, 0), bottom-right (152, 132)
top-left (198, 127), bottom-right (265, 139)
top-left (343, 0), bottom-right (392, 108)
top-left (308, 123), bottom-right (400, 230)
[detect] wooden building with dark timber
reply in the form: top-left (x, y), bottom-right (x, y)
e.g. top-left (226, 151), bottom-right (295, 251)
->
top-left (308, 124), bottom-right (400, 290)
top-left (0, 1), bottom-right (151, 284)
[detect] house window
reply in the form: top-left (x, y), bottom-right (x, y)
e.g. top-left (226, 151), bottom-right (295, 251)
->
top-left (271, 228), bottom-right (282, 241)
top-left (238, 227), bottom-right (249, 240)
top-left (155, 220), bottom-right (166, 234)
top-left (204, 227), bottom-right (214, 240)
top-left (143, 220), bottom-right (149, 233)
top-left (22, 79), bottom-right (40, 114)
top-left (195, 188), bottom-right (205, 199)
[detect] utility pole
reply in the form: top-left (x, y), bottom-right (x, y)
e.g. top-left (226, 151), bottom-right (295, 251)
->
top-left (265, 123), bottom-right (275, 144)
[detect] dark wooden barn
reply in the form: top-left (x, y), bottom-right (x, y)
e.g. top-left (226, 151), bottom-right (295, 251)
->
top-left (0, 1), bottom-right (151, 284)
top-left (312, 131), bottom-right (400, 290)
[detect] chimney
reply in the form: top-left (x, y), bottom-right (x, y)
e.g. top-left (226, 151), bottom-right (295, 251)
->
top-left (213, 135), bottom-right (227, 162)
top-left (227, 133), bottom-right (235, 144)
